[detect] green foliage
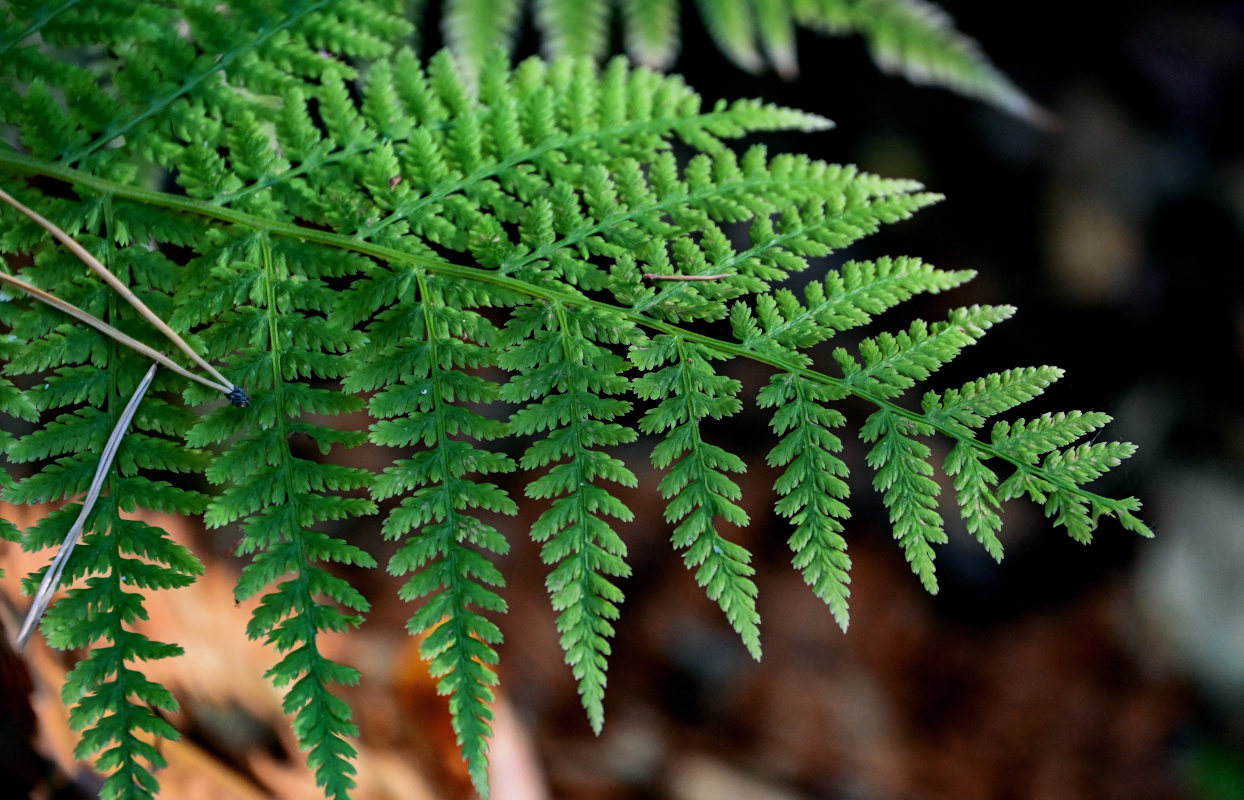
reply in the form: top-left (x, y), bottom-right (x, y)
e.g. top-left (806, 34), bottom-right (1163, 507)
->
top-left (635, 335), bottom-right (761, 656)
top-left (1, 200), bottom-right (208, 800)
top-left (500, 302), bottom-right (639, 734)
top-left (1, 1), bottom-right (1145, 798)
top-left (439, 0), bottom-right (1042, 120)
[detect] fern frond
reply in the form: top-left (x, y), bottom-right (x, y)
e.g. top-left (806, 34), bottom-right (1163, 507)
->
top-left (426, 0), bottom-right (1038, 119)
top-left (758, 372), bottom-right (853, 628)
top-left (695, 0), bottom-right (765, 73)
top-left (1, 203), bottom-right (206, 798)
top-left (860, 410), bottom-right (943, 591)
top-left (753, 0), bottom-right (800, 78)
top-left (730, 256), bottom-right (974, 363)
top-left (829, 0), bottom-right (1045, 122)
top-left (443, 0), bottom-right (525, 85)
top-left (500, 302), bottom-right (640, 732)
top-left (49, 506), bottom-right (202, 800)
top-left (536, 0), bottom-right (611, 62)
top-left (622, 0), bottom-right (680, 70)
top-left (992, 410), bottom-right (1113, 464)
top-left (923, 366), bottom-right (1065, 432)
top-left (836, 304), bottom-right (1014, 399)
top-left (925, 367), bottom-right (1066, 558)
top-left (2, 27), bottom-right (1146, 798)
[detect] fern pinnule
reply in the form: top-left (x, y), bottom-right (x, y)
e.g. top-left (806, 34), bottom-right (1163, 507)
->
top-left (695, 0), bottom-right (767, 73)
top-left (347, 271), bottom-right (517, 795)
top-left (841, 0), bottom-right (1049, 123)
top-left (443, 0), bottom-right (525, 85)
top-left (836, 304), bottom-right (1016, 399)
top-left (2, 195), bottom-right (207, 800)
top-left (861, 410), bottom-right (944, 592)
top-left (759, 372), bottom-right (854, 628)
top-left (923, 366), bottom-right (1066, 432)
top-left (433, 0), bottom-right (1040, 121)
top-left (537, 0), bottom-right (612, 63)
top-left (992, 410), bottom-right (1113, 463)
top-left (623, 0), bottom-right (681, 70)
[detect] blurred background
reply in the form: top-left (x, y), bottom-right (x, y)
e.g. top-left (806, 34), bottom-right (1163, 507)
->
top-left (3, 1), bottom-right (1243, 798)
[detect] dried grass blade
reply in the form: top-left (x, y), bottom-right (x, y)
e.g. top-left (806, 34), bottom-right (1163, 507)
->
top-left (0, 270), bottom-right (229, 394)
top-left (15, 363), bottom-right (159, 649)
top-left (0, 186), bottom-right (241, 397)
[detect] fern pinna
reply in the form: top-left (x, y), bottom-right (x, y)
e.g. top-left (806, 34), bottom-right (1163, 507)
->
top-left (1, 2), bottom-right (1148, 798)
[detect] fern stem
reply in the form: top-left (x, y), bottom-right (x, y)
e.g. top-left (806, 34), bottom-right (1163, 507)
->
top-left (0, 0), bottom-right (83, 55)
top-left (642, 272), bottom-right (731, 280)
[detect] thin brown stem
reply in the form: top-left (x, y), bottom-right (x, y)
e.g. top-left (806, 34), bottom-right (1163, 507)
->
top-left (0, 271), bottom-right (230, 394)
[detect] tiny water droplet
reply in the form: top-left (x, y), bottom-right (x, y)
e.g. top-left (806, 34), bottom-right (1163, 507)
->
top-left (420, 389), bottom-right (428, 395)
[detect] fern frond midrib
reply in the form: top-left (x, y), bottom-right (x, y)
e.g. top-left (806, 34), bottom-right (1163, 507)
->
top-left (259, 233), bottom-right (310, 546)
top-left (1, 154), bottom-right (1121, 529)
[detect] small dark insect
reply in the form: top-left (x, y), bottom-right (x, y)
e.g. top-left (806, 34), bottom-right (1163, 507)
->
top-left (226, 386), bottom-right (251, 407)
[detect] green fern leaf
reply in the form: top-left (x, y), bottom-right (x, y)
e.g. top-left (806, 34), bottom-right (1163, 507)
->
top-left (443, 0), bottom-right (525, 84)
top-left (839, 0), bottom-right (1045, 122)
top-left (623, 0), bottom-right (680, 69)
top-left (348, 270), bottom-right (517, 794)
top-left (943, 440), bottom-right (1004, 560)
top-left (537, 0), bottom-right (611, 61)
top-left (754, 0), bottom-right (800, 78)
top-left (923, 366), bottom-right (1065, 432)
top-left (0, 21), bottom-right (1148, 798)
top-left (430, 0), bottom-right (1037, 121)
top-left (991, 410), bottom-right (1113, 464)
top-left (183, 233), bottom-right (378, 800)
top-left (837, 304), bottom-right (1014, 398)
top-left (696, 0), bottom-right (765, 72)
